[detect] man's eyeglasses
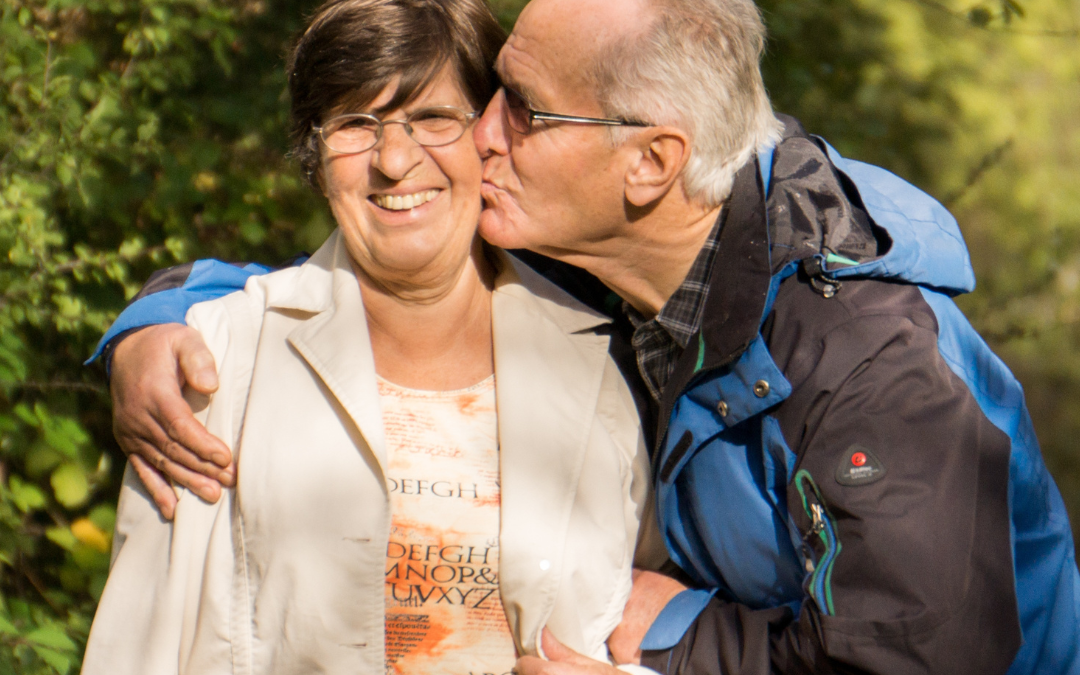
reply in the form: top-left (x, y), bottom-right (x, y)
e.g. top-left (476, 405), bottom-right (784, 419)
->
top-left (314, 106), bottom-right (478, 154)
top-left (501, 86), bottom-right (650, 135)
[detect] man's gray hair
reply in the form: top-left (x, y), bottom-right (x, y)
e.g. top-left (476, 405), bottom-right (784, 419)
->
top-left (592, 0), bottom-right (783, 207)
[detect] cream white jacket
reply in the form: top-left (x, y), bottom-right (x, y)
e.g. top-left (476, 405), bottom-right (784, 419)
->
top-left (82, 230), bottom-right (662, 675)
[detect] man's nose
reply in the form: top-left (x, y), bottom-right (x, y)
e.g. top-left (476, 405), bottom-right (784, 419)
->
top-left (371, 122), bottom-right (423, 180)
top-left (474, 88), bottom-right (510, 160)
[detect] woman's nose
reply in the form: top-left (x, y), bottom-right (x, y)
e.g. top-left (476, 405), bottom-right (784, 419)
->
top-left (371, 122), bottom-right (423, 180)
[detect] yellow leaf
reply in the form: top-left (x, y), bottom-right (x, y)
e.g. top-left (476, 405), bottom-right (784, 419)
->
top-left (70, 518), bottom-right (110, 553)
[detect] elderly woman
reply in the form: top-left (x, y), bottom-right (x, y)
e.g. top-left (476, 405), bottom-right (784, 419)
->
top-left (80, 0), bottom-right (657, 673)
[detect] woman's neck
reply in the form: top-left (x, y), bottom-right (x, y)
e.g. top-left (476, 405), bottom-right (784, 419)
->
top-left (356, 241), bottom-right (495, 391)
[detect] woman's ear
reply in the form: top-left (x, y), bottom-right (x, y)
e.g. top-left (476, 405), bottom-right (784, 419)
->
top-left (623, 127), bottom-right (691, 207)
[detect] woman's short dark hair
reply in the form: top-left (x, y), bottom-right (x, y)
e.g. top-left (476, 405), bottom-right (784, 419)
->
top-left (287, 0), bottom-right (506, 185)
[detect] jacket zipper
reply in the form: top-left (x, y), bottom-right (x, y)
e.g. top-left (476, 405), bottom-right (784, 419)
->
top-left (795, 469), bottom-right (841, 616)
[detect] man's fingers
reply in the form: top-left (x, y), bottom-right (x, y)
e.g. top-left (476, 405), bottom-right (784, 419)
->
top-left (175, 327), bottom-right (218, 394)
top-left (158, 454), bottom-right (223, 504)
top-left (541, 628), bottom-right (579, 662)
top-left (128, 436), bottom-right (224, 504)
top-left (156, 431), bottom-right (235, 486)
top-left (155, 392), bottom-right (234, 471)
top-left (511, 628), bottom-right (618, 674)
top-left (515, 655), bottom-right (589, 675)
top-left (110, 323), bottom-right (232, 517)
top-left (129, 454), bottom-right (177, 520)
top-left (515, 655), bottom-right (555, 675)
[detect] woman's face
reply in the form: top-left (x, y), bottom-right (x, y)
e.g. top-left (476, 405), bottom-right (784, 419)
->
top-left (320, 66), bottom-right (484, 288)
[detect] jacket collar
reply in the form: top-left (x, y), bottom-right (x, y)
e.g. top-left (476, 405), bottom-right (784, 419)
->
top-left (655, 155), bottom-right (773, 448)
top-left (260, 232), bottom-right (612, 334)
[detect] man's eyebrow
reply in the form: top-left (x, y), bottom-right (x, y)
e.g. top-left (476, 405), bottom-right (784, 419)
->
top-left (495, 69), bottom-right (541, 108)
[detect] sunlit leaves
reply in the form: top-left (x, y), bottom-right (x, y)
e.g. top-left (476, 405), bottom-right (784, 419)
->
top-left (2, 0), bottom-right (334, 670)
top-left (0, 0), bottom-right (310, 671)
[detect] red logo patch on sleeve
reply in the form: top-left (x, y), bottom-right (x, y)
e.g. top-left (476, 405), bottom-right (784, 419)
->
top-left (836, 445), bottom-right (886, 486)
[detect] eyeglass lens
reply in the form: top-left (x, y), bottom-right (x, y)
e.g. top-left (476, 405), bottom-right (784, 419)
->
top-left (502, 87), bottom-right (532, 134)
top-left (321, 107), bottom-right (472, 154)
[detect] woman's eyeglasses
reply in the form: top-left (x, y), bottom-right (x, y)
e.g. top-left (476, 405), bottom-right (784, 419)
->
top-left (314, 106), bottom-right (478, 154)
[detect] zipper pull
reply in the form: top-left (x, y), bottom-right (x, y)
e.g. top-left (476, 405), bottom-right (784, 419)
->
top-left (802, 502), bottom-right (825, 541)
top-left (801, 503), bottom-right (826, 573)
top-left (810, 503), bottom-right (825, 533)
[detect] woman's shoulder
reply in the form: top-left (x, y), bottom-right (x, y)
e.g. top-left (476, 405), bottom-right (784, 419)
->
top-left (185, 252), bottom-right (330, 335)
top-left (490, 248), bottom-right (612, 335)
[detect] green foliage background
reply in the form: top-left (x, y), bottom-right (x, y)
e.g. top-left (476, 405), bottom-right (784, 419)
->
top-left (0, 0), bottom-right (1077, 670)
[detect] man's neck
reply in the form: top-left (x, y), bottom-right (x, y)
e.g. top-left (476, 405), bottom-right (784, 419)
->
top-left (559, 200), bottom-right (723, 318)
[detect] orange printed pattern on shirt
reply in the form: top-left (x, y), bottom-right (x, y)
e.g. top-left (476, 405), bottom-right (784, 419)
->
top-left (379, 376), bottom-right (516, 675)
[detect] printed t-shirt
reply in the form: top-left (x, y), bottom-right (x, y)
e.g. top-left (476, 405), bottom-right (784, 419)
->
top-left (379, 375), bottom-right (516, 675)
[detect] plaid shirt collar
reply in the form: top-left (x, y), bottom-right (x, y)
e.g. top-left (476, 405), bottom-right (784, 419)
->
top-left (624, 215), bottom-right (724, 401)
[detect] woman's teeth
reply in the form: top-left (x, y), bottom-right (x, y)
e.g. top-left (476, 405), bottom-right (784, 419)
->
top-left (372, 189), bottom-right (439, 211)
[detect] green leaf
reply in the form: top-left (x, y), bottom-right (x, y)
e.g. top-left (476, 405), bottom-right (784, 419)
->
top-left (26, 446), bottom-right (64, 478)
top-left (30, 645), bottom-right (74, 675)
top-left (45, 527), bottom-right (78, 553)
top-left (88, 572), bottom-right (108, 601)
top-left (13, 403), bottom-right (39, 428)
top-left (9, 476), bottom-right (47, 513)
top-left (41, 415), bottom-right (90, 460)
top-left (25, 625), bottom-right (76, 651)
top-left (0, 616), bottom-right (18, 635)
top-left (87, 504), bottom-right (116, 533)
top-left (50, 464), bottom-right (90, 508)
top-left (71, 543), bottom-right (110, 572)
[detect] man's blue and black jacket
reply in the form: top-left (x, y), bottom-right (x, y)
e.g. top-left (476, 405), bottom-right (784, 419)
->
top-left (93, 117), bottom-right (1080, 674)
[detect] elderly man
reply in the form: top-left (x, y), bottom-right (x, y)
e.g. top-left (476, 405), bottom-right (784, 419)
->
top-left (99, 0), bottom-right (1080, 673)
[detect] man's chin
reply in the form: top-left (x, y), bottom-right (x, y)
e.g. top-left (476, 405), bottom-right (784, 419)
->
top-left (477, 209), bottom-right (514, 248)
top-left (478, 203), bottom-right (528, 250)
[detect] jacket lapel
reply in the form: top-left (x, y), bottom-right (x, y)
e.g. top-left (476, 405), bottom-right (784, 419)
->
top-left (489, 250), bottom-right (613, 654)
top-left (279, 232), bottom-right (388, 472)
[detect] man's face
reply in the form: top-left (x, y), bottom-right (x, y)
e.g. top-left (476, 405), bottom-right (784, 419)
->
top-left (473, 0), bottom-right (645, 260)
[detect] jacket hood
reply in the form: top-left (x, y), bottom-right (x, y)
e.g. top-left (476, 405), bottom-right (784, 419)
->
top-left (809, 136), bottom-right (976, 296)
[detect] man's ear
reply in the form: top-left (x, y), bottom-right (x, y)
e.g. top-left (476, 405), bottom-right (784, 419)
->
top-left (624, 126), bottom-right (691, 207)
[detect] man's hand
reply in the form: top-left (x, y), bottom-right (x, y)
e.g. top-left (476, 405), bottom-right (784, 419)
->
top-left (607, 569), bottom-right (687, 665)
top-left (514, 628), bottom-right (620, 675)
top-left (110, 323), bottom-right (234, 519)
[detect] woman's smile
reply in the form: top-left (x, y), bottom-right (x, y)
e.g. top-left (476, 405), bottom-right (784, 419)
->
top-left (370, 188), bottom-right (441, 211)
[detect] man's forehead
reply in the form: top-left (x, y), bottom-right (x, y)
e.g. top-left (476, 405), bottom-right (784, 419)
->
top-left (515, 0), bottom-right (647, 43)
top-left (495, 32), bottom-right (546, 105)
top-left (500, 0), bottom-right (649, 105)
